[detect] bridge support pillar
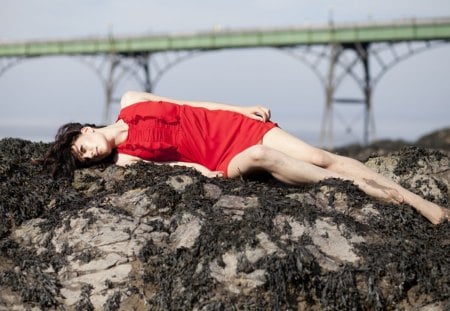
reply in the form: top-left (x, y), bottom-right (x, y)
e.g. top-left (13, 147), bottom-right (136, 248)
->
top-left (98, 50), bottom-right (194, 122)
top-left (104, 54), bottom-right (120, 122)
top-left (321, 44), bottom-right (340, 150)
top-left (320, 42), bottom-right (375, 149)
top-left (136, 53), bottom-right (152, 92)
top-left (101, 53), bottom-right (153, 122)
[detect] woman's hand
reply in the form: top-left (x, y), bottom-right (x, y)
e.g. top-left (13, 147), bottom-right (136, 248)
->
top-left (240, 106), bottom-right (271, 122)
top-left (202, 170), bottom-right (224, 178)
top-left (166, 161), bottom-right (224, 178)
top-left (190, 163), bottom-right (224, 178)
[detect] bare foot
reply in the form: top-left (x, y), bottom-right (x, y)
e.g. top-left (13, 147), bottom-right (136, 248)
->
top-left (438, 208), bottom-right (450, 224)
top-left (359, 179), bottom-right (448, 225)
top-left (418, 203), bottom-right (449, 225)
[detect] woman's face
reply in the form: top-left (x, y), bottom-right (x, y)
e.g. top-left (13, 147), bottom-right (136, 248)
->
top-left (71, 127), bottom-right (112, 163)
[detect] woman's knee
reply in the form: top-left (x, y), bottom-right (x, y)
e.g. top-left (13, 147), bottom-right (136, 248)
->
top-left (226, 145), bottom-right (274, 178)
top-left (245, 145), bottom-right (273, 164)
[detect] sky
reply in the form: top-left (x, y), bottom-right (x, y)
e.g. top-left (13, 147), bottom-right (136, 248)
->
top-left (0, 0), bottom-right (449, 147)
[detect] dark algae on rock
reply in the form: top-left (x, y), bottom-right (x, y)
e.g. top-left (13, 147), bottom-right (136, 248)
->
top-left (0, 132), bottom-right (449, 310)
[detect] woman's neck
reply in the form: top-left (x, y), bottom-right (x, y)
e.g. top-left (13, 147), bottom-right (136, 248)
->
top-left (97, 120), bottom-right (129, 148)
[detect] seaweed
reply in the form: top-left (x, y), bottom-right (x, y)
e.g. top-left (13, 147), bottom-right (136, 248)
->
top-left (0, 136), bottom-right (449, 310)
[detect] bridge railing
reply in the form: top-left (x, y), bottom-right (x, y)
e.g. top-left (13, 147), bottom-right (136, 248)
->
top-left (1, 18), bottom-right (450, 57)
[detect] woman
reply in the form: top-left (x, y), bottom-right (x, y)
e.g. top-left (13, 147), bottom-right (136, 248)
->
top-left (44, 91), bottom-right (449, 225)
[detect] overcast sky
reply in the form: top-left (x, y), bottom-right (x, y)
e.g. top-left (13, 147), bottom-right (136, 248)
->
top-left (1, 0), bottom-right (449, 147)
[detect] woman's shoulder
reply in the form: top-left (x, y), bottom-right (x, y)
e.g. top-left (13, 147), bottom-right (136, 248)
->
top-left (118, 100), bottom-right (181, 123)
top-left (120, 91), bottom-right (146, 109)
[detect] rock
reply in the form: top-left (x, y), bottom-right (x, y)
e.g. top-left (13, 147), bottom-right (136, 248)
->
top-left (170, 213), bottom-right (202, 249)
top-left (166, 174), bottom-right (196, 191)
top-left (213, 195), bottom-right (259, 220)
top-left (209, 249), bottom-right (267, 295)
top-left (203, 183), bottom-right (222, 199)
top-left (9, 206), bottom-right (152, 309)
top-left (106, 187), bottom-right (154, 217)
top-left (0, 136), bottom-right (449, 310)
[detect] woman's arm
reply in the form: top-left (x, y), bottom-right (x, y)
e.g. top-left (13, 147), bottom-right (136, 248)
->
top-left (120, 91), bottom-right (271, 122)
top-left (166, 161), bottom-right (224, 178)
top-left (115, 153), bottom-right (223, 178)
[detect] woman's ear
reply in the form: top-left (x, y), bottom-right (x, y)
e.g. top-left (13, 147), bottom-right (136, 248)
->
top-left (80, 127), bottom-right (94, 134)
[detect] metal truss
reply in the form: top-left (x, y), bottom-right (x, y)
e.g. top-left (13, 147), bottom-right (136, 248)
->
top-left (0, 50), bottom-right (197, 122)
top-left (76, 50), bottom-right (198, 122)
top-left (0, 39), bottom-right (448, 140)
top-left (0, 57), bottom-right (24, 79)
top-left (279, 40), bottom-right (448, 148)
top-left (369, 40), bottom-right (447, 85)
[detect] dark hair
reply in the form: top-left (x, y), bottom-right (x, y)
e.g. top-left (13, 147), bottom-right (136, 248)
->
top-left (41, 122), bottom-right (97, 178)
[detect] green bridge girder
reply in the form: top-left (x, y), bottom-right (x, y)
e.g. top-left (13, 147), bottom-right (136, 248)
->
top-left (1, 18), bottom-right (450, 57)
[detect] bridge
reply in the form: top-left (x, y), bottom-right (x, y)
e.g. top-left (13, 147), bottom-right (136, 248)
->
top-left (1, 17), bottom-right (450, 147)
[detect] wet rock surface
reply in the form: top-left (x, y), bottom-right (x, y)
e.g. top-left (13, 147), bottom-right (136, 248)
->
top-left (0, 129), bottom-right (449, 310)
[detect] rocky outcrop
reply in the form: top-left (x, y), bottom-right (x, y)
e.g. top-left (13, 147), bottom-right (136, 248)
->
top-left (0, 137), bottom-right (449, 310)
top-left (334, 127), bottom-right (450, 161)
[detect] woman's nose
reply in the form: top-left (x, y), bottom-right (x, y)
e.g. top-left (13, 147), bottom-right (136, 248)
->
top-left (84, 149), bottom-right (94, 159)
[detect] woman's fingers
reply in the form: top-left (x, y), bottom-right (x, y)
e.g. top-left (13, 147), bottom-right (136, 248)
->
top-left (251, 106), bottom-right (271, 122)
top-left (260, 106), bottom-right (271, 120)
top-left (207, 171), bottom-right (224, 178)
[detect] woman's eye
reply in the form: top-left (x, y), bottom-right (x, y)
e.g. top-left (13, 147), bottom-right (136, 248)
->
top-left (80, 146), bottom-right (86, 154)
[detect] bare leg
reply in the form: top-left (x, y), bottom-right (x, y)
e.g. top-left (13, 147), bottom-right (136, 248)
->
top-left (227, 145), bottom-right (427, 208)
top-left (261, 128), bottom-right (405, 203)
top-left (228, 128), bottom-right (448, 224)
top-left (227, 145), bottom-right (341, 184)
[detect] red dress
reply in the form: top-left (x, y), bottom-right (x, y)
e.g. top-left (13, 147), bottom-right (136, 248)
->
top-left (116, 101), bottom-right (277, 177)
